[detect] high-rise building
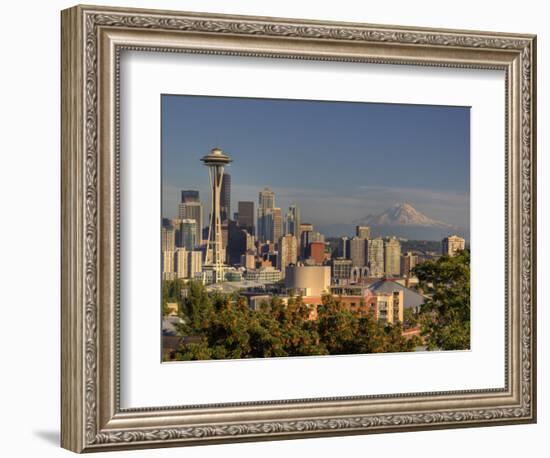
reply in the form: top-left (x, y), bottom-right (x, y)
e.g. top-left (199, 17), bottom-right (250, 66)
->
top-left (285, 204), bottom-right (301, 242)
top-left (179, 219), bottom-right (197, 250)
top-left (272, 207), bottom-right (283, 244)
top-left (201, 147), bottom-right (232, 283)
top-left (310, 231), bottom-right (325, 243)
top-left (400, 251), bottom-right (418, 277)
top-left (178, 201), bottom-right (202, 247)
top-left (307, 241), bottom-right (325, 265)
top-left (299, 223), bottom-right (314, 259)
top-left (228, 221), bottom-right (250, 265)
top-left (187, 250), bottom-right (203, 279)
top-left (162, 250), bottom-right (175, 280)
top-left (350, 236), bottom-right (367, 267)
top-left (237, 201), bottom-right (254, 233)
top-left (175, 248), bottom-right (188, 278)
top-left (384, 237), bottom-right (401, 277)
top-left (356, 225), bottom-right (371, 240)
top-left (220, 173), bottom-right (231, 223)
top-left (241, 250), bottom-right (256, 270)
top-left (331, 258), bottom-right (353, 281)
top-left (278, 234), bottom-right (298, 277)
top-left (368, 238), bottom-right (385, 277)
top-left (258, 208), bottom-right (282, 243)
top-left (245, 232), bottom-right (255, 251)
top-left (161, 226), bottom-right (175, 252)
top-left (257, 187), bottom-right (276, 243)
top-left (337, 236), bottom-right (350, 259)
top-left (442, 235), bottom-right (466, 257)
top-left (221, 222), bottom-right (229, 250)
top-left (181, 189), bottom-right (199, 203)
top-left (170, 218), bottom-right (182, 247)
top-left (259, 187), bottom-right (275, 209)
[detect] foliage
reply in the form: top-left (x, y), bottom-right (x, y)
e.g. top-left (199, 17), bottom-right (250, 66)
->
top-left (168, 282), bottom-right (415, 361)
top-left (412, 250), bottom-right (470, 351)
top-left (162, 278), bottom-right (186, 315)
top-left (403, 307), bottom-right (418, 329)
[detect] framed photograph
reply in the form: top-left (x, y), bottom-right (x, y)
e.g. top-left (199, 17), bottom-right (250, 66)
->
top-left (61, 4), bottom-right (537, 453)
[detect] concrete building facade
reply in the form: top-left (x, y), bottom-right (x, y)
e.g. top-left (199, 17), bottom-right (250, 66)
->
top-left (368, 237), bottom-right (385, 277)
top-left (278, 234), bottom-right (298, 277)
top-left (442, 235), bottom-right (466, 257)
top-left (178, 201), bottom-right (203, 247)
top-left (285, 265), bottom-right (331, 297)
top-left (350, 236), bottom-right (367, 267)
top-left (307, 241), bottom-right (325, 265)
top-left (356, 225), bottom-right (371, 240)
top-left (384, 237), bottom-right (402, 277)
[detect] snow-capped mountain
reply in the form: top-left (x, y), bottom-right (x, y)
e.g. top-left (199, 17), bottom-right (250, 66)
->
top-left (359, 202), bottom-right (454, 229)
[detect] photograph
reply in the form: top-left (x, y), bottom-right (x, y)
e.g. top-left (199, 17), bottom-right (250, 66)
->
top-left (160, 95), bottom-right (471, 361)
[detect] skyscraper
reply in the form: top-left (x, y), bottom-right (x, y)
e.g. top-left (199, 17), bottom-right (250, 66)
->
top-left (181, 189), bottom-right (199, 203)
top-left (201, 147), bottom-right (232, 283)
top-left (257, 188), bottom-right (274, 243)
top-left (228, 220), bottom-right (250, 265)
top-left (257, 187), bottom-right (282, 243)
top-left (161, 226), bottom-right (175, 252)
top-left (272, 207), bottom-right (283, 244)
top-left (400, 251), bottom-right (418, 277)
top-left (178, 201), bottom-right (202, 247)
top-left (384, 237), bottom-right (402, 277)
top-left (162, 250), bottom-right (175, 280)
top-left (278, 234), bottom-right (298, 278)
top-left (337, 236), bottom-right (350, 259)
top-left (350, 236), bottom-right (366, 267)
top-left (179, 219), bottom-right (197, 250)
top-left (237, 201), bottom-right (254, 233)
top-left (175, 248), bottom-right (188, 278)
top-left (259, 187), bottom-right (275, 209)
top-left (310, 231), bottom-right (325, 243)
top-left (285, 204), bottom-right (301, 242)
top-left (220, 173), bottom-right (231, 223)
top-left (188, 251), bottom-right (203, 279)
top-left (442, 235), bottom-right (466, 257)
top-left (307, 241), bottom-right (325, 265)
top-left (368, 238), bottom-right (385, 277)
top-left (299, 223), bottom-right (314, 259)
top-left (356, 225), bottom-right (371, 240)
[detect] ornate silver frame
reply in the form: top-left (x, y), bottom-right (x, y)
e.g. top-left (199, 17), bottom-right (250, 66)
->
top-left (61, 4), bottom-right (537, 453)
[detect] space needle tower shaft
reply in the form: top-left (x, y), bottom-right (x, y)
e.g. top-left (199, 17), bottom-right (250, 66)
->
top-left (201, 147), bottom-right (232, 283)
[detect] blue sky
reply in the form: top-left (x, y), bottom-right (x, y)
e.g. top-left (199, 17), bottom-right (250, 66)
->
top-left (162, 94), bottom-right (470, 236)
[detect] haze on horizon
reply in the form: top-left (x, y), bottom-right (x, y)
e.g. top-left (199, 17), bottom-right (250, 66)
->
top-left (161, 94), bottom-right (470, 239)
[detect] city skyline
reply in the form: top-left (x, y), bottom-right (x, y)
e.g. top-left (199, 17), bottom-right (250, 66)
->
top-left (161, 95), bottom-right (471, 361)
top-left (162, 94), bottom-right (470, 237)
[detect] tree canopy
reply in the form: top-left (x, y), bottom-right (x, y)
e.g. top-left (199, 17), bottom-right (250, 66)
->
top-left (412, 250), bottom-right (470, 351)
top-left (166, 281), bottom-right (416, 361)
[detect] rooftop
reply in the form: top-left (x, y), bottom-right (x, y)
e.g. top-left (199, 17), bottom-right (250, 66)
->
top-left (367, 279), bottom-right (426, 309)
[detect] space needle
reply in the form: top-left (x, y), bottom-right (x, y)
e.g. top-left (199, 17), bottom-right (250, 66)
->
top-left (201, 147), bottom-right (232, 283)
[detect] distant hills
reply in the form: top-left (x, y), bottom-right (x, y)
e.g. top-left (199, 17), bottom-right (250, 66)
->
top-left (318, 203), bottom-right (468, 241)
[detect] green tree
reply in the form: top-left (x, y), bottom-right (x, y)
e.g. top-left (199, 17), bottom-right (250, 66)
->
top-left (272, 296), bottom-right (326, 356)
top-left (171, 282), bottom-right (417, 361)
top-left (413, 250), bottom-right (470, 350)
top-left (179, 280), bottom-right (215, 332)
top-left (316, 295), bottom-right (359, 354)
top-left (403, 307), bottom-right (419, 329)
